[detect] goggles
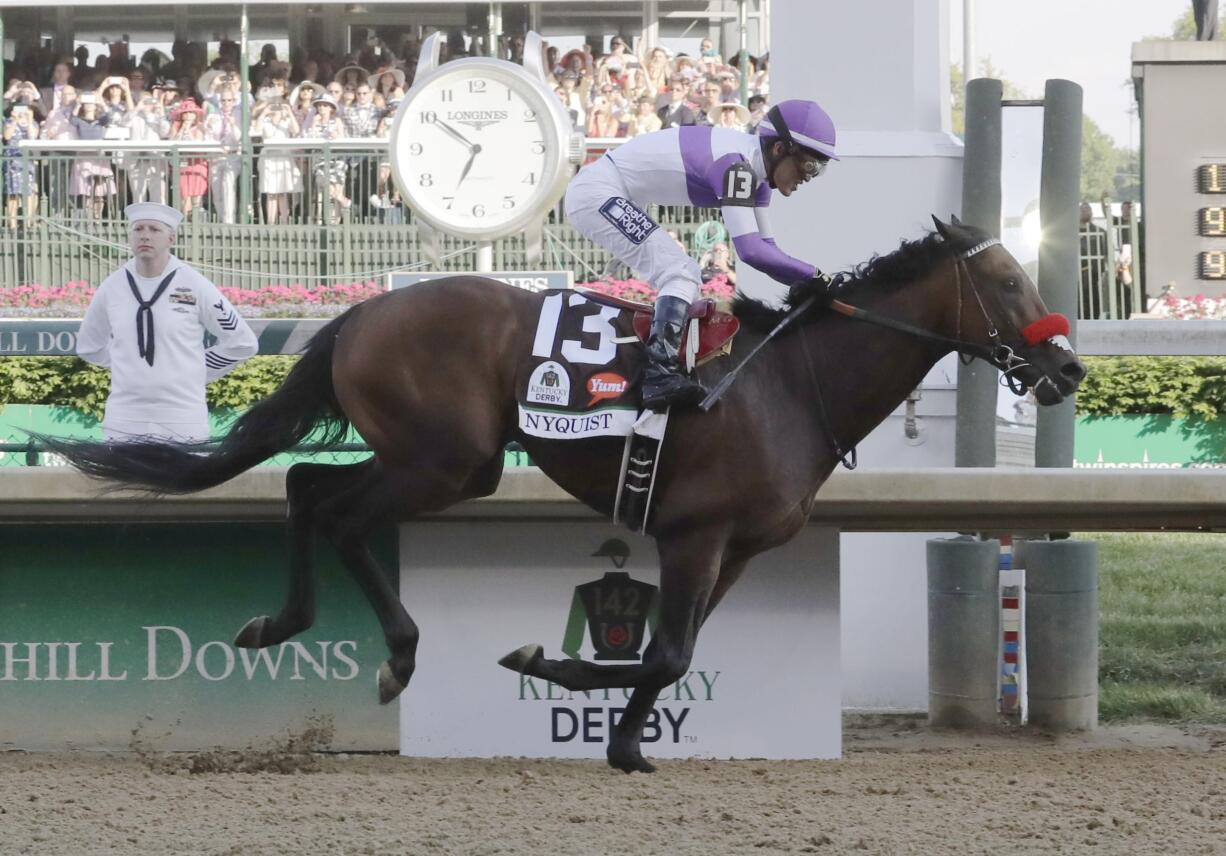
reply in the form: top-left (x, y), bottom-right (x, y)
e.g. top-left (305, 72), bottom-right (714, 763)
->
top-left (800, 157), bottom-right (827, 178)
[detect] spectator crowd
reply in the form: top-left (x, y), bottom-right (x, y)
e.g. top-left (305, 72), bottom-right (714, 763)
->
top-left (1, 32), bottom-right (771, 228)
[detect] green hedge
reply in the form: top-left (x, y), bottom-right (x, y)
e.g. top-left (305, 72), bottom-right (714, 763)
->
top-left (1, 355), bottom-right (1221, 421)
top-left (1077, 357), bottom-right (1226, 419)
top-left (0, 356), bottom-right (297, 420)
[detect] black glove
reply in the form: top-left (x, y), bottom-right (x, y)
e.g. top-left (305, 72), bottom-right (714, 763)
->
top-left (807, 271), bottom-right (839, 306)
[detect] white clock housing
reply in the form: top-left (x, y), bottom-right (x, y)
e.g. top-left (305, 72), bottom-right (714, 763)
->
top-left (390, 48), bottom-right (581, 243)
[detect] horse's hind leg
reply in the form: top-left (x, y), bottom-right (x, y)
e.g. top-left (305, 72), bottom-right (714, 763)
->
top-left (318, 459), bottom-right (495, 704)
top-left (234, 461), bottom-right (372, 649)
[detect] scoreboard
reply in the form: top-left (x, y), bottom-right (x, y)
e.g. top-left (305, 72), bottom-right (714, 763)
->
top-left (1132, 41), bottom-right (1226, 297)
top-left (1197, 165), bottom-right (1226, 279)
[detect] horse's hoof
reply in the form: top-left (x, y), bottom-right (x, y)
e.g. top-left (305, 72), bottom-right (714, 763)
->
top-left (377, 660), bottom-right (408, 705)
top-left (233, 616), bottom-right (269, 649)
top-left (607, 748), bottom-right (657, 774)
top-left (497, 644), bottom-right (543, 674)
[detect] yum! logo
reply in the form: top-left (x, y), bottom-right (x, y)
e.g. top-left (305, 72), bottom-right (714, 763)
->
top-left (586, 372), bottom-right (628, 406)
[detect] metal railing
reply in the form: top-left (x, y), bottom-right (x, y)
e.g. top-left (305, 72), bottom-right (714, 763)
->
top-left (1078, 210), bottom-right (1143, 320)
top-left (0, 138), bottom-right (718, 288)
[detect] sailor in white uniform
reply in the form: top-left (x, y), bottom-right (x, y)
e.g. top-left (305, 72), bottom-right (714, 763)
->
top-left (76, 202), bottom-right (259, 442)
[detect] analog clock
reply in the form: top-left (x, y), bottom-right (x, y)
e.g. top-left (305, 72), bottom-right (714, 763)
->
top-left (390, 50), bottom-right (582, 242)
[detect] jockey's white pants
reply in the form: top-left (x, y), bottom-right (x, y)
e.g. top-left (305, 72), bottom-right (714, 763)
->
top-left (564, 156), bottom-right (701, 305)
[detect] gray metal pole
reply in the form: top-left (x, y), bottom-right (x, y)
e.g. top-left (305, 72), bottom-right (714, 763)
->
top-left (927, 537), bottom-right (1001, 727)
top-left (955, 77), bottom-right (1002, 468)
top-left (1025, 539), bottom-right (1098, 731)
top-left (239, 5), bottom-right (252, 225)
top-left (0, 12), bottom-right (6, 117)
top-left (963, 0), bottom-right (976, 82)
top-left (1035, 79), bottom-right (1082, 468)
top-left (737, 0), bottom-right (749, 105)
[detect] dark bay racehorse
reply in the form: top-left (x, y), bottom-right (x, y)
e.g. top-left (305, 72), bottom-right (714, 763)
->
top-left (43, 217), bottom-right (1086, 773)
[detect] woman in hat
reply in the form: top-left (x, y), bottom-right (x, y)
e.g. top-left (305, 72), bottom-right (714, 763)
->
top-left (252, 97), bottom-right (302, 224)
top-left (98, 76), bottom-right (135, 122)
top-left (712, 101), bottom-right (752, 132)
top-left (69, 93), bottom-right (116, 219)
top-left (290, 81), bottom-right (323, 129)
top-left (585, 94), bottom-right (622, 139)
top-left (169, 100), bottom-right (208, 217)
top-left (303, 93), bottom-right (350, 222)
top-left (3, 103), bottom-right (40, 229)
top-left (627, 94), bottom-right (662, 137)
top-left (644, 47), bottom-right (672, 96)
top-left (372, 67), bottom-right (405, 105)
top-left (333, 64), bottom-right (369, 90)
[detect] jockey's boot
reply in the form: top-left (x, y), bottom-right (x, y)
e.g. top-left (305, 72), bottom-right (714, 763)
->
top-left (641, 295), bottom-right (709, 411)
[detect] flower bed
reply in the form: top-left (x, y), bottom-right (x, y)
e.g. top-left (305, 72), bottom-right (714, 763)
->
top-left (575, 275), bottom-right (736, 305)
top-left (0, 281), bottom-right (384, 318)
top-left (1152, 293), bottom-right (1226, 320)
top-left (0, 276), bottom-right (738, 318)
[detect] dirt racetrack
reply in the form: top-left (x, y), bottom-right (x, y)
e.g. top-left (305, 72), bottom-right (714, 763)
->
top-left (1, 716), bottom-right (1223, 856)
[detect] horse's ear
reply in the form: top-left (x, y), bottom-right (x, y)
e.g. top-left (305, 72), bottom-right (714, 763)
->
top-left (950, 213), bottom-right (963, 226)
top-left (932, 215), bottom-right (952, 239)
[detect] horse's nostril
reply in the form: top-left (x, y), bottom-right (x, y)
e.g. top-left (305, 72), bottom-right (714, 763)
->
top-left (1062, 360), bottom-right (1088, 382)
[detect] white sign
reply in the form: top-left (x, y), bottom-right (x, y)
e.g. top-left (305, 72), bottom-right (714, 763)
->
top-left (399, 521), bottom-right (841, 760)
top-left (387, 270), bottom-right (573, 292)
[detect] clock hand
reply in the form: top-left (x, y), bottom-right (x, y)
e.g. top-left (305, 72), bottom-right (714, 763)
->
top-left (435, 118), bottom-right (476, 150)
top-left (456, 143), bottom-right (483, 190)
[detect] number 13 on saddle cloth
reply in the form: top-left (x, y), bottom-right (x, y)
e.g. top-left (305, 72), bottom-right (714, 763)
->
top-left (517, 289), bottom-right (738, 441)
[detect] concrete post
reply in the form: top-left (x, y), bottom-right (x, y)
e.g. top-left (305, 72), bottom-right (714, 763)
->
top-left (1035, 79), bottom-right (1082, 468)
top-left (1025, 539), bottom-right (1098, 731)
top-left (955, 78), bottom-right (1002, 468)
top-left (927, 537), bottom-right (1000, 727)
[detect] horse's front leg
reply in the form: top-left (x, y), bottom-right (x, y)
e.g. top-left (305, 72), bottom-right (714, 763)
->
top-left (607, 551), bottom-right (752, 773)
top-left (499, 529), bottom-right (724, 759)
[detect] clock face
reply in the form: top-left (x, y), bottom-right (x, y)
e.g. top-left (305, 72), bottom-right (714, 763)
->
top-left (390, 61), bottom-right (564, 238)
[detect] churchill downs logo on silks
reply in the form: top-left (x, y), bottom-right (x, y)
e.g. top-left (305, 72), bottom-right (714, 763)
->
top-left (599, 197), bottom-right (658, 245)
top-left (514, 539), bottom-right (721, 745)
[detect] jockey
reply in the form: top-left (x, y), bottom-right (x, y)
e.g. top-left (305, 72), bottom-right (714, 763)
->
top-left (564, 99), bottom-right (838, 411)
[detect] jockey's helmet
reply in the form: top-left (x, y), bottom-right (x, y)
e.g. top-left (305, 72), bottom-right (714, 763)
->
top-left (757, 99), bottom-right (839, 162)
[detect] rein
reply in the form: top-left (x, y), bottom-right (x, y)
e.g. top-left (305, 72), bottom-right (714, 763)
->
top-left (701, 237), bottom-right (1066, 470)
top-left (828, 239), bottom-right (1028, 378)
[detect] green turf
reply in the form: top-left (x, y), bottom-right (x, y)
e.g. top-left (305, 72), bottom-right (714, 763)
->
top-left (1087, 531), bottom-right (1226, 723)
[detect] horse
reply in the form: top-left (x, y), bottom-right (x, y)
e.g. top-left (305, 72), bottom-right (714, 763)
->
top-left (41, 216), bottom-right (1086, 773)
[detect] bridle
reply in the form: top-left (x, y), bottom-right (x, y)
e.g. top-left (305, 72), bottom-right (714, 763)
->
top-left (698, 236), bottom-right (1070, 470)
top-left (823, 235), bottom-right (1044, 377)
top-left (795, 238), bottom-right (1069, 469)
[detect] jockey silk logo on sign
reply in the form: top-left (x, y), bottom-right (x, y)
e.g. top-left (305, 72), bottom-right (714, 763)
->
top-left (519, 291), bottom-right (642, 439)
top-left (599, 197), bottom-right (658, 245)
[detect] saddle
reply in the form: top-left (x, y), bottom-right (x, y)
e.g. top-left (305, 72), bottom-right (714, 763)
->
top-left (574, 289), bottom-right (740, 368)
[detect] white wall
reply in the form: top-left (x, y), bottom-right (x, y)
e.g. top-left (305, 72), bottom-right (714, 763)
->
top-left (750, 0), bottom-right (965, 711)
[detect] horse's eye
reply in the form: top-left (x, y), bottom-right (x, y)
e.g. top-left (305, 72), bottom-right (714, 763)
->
top-left (1003, 278), bottom-right (1020, 292)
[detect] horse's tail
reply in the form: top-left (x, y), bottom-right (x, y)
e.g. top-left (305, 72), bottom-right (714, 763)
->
top-left (38, 308), bottom-right (356, 494)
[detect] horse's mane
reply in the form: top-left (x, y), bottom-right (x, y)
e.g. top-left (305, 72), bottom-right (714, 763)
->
top-left (732, 225), bottom-right (992, 334)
